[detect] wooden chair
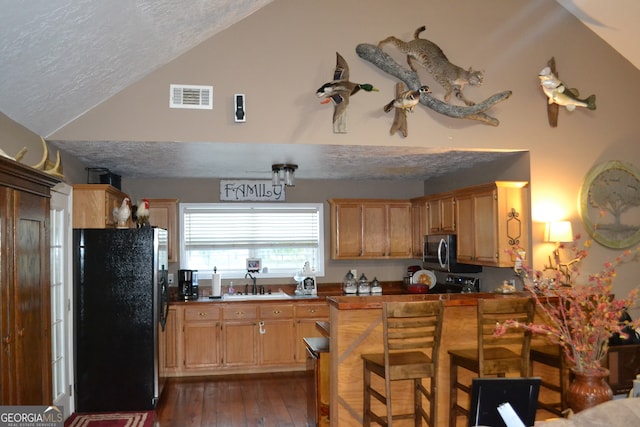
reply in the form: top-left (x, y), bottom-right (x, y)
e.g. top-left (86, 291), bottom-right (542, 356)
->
top-left (448, 297), bottom-right (535, 427)
top-left (530, 343), bottom-right (568, 416)
top-left (362, 300), bottom-right (444, 427)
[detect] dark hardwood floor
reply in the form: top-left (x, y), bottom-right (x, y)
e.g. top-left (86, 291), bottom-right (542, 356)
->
top-left (155, 372), bottom-right (309, 427)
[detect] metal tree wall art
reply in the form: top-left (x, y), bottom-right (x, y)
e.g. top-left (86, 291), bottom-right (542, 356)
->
top-left (579, 160), bottom-right (640, 249)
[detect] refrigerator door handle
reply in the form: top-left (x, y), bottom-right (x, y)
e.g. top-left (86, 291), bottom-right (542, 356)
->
top-left (160, 271), bottom-right (169, 331)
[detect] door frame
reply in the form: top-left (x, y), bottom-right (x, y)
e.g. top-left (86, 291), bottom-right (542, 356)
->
top-left (50, 183), bottom-right (74, 417)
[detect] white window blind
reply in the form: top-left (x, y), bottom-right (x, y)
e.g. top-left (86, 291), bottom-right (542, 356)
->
top-left (180, 203), bottom-right (324, 278)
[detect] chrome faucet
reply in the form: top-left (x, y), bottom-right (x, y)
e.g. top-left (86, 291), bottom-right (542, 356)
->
top-left (245, 272), bottom-right (257, 295)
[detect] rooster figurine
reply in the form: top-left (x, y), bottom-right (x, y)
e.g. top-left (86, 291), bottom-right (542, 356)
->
top-left (134, 199), bottom-right (151, 228)
top-left (113, 197), bottom-right (131, 228)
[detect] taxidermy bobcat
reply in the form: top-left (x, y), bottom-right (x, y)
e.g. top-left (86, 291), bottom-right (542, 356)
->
top-left (378, 26), bottom-right (483, 106)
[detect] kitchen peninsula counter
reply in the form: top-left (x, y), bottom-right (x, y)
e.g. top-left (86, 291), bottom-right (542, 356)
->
top-left (326, 292), bottom-right (537, 427)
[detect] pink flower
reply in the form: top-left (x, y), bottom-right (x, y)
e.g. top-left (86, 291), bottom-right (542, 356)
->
top-left (496, 238), bottom-right (640, 375)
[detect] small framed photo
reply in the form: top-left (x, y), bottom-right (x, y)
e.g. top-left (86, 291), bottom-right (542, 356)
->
top-left (246, 258), bottom-right (262, 272)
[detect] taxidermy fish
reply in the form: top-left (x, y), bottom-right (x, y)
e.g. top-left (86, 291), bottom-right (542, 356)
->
top-left (538, 66), bottom-right (596, 111)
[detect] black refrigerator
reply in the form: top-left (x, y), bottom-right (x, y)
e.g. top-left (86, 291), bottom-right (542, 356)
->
top-left (73, 227), bottom-right (169, 412)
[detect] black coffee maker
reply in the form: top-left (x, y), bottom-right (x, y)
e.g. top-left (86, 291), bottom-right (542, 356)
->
top-left (178, 269), bottom-right (199, 300)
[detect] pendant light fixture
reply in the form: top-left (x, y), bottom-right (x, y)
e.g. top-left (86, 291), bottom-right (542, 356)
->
top-left (272, 163), bottom-right (298, 187)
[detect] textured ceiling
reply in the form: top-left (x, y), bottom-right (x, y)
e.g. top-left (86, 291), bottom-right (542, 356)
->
top-left (0, 0), bottom-right (636, 181)
top-left (0, 0), bottom-right (274, 137)
top-left (52, 140), bottom-right (524, 180)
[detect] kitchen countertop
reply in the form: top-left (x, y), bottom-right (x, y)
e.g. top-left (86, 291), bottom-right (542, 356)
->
top-left (326, 291), bottom-right (531, 310)
top-left (170, 294), bottom-right (327, 305)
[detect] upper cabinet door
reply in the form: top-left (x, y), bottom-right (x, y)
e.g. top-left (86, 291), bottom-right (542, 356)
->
top-left (147, 198), bottom-right (179, 263)
top-left (387, 203), bottom-right (412, 258)
top-left (330, 201), bottom-right (363, 258)
top-left (72, 184), bottom-right (131, 228)
top-left (427, 194), bottom-right (455, 234)
top-left (455, 182), bottom-right (529, 267)
top-left (329, 199), bottom-right (412, 260)
top-left (361, 203), bottom-right (387, 257)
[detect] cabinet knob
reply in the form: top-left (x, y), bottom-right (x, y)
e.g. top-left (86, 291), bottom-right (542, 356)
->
top-left (273, 310), bottom-right (281, 315)
top-left (309, 309), bottom-right (316, 313)
top-left (235, 311), bottom-right (244, 316)
top-left (198, 312), bottom-right (207, 317)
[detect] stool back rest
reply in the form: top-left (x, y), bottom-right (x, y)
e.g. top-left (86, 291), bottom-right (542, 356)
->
top-left (477, 297), bottom-right (535, 370)
top-left (383, 300), bottom-right (444, 364)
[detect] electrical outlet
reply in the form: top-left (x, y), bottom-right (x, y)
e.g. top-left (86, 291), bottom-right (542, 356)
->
top-left (168, 273), bottom-right (174, 285)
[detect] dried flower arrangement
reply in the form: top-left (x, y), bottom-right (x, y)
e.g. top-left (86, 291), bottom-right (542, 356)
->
top-left (495, 237), bottom-right (640, 375)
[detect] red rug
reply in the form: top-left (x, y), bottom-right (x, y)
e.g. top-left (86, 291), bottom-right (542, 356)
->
top-left (65, 411), bottom-right (155, 427)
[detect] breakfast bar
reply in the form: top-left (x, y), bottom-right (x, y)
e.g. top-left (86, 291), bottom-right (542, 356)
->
top-left (326, 292), bottom-right (553, 427)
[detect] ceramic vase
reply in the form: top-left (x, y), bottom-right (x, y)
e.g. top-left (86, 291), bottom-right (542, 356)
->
top-left (567, 368), bottom-right (613, 413)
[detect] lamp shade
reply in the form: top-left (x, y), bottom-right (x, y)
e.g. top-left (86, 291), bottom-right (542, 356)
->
top-left (544, 221), bottom-right (573, 243)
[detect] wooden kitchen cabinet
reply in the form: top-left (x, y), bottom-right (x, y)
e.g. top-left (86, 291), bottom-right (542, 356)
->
top-left (295, 303), bottom-right (330, 364)
top-left (455, 181), bottom-right (529, 267)
top-left (410, 196), bottom-right (428, 258)
top-left (165, 300), bottom-right (329, 376)
top-left (427, 193), bottom-right (456, 234)
top-left (147, 198), bottom-right (178, 263)
top-left (260, 305), bottom-right (295, 365)
top-left (159, 307), bottom-right (178, 375)
top-left (222, 305), bottom-right (258, 367)
top-left (72, 184), bottom-right (131, 228)
top-left (183, 306), bottom-right (221, 370)
top-left (329, 199), bottom-right (412, 259)
top-left (0, 157), bottom-right (58, 405)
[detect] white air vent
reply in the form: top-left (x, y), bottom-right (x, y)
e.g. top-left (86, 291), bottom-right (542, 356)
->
top-left (170, 84), bottom-right (213, 109)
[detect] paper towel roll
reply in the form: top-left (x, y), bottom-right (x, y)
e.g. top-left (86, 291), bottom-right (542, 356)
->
top-left (212, 273), bottom-right (221, 297)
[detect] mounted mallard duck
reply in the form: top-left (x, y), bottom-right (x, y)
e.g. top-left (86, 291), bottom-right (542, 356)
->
top-left (316, 52), bottom-right (378, 133)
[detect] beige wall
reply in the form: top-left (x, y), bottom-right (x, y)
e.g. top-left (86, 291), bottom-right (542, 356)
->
top-left (2, 0), bottom-right (640, 309)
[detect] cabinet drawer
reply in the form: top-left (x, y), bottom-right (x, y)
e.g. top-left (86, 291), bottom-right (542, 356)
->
top-left (260, 305), bottom-right (294, 319)
top-left (295, 304), bottom-right (329, 319)
top-left (223, 305), bottom-right (258, 320)
top-left (185, 306), bottom-right (220, 322)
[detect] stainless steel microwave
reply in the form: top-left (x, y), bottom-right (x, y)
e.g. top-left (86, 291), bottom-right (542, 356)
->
top-left (423, 234), bottom-right (482, 273)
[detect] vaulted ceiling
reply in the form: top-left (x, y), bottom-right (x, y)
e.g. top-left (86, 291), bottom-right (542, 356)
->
top-left (0, 0), bottom-right (636, 180)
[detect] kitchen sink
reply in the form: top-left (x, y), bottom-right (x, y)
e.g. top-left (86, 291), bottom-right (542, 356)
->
top-left (222, 290), bottom-right (293, 301)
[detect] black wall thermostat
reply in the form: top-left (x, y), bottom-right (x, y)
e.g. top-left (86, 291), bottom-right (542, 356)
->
top-left (234, 93), bottom-right (246, 122)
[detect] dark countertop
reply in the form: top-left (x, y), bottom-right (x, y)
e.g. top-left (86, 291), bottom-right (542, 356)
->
top-left (170, 294), bottom-right (328, 305)
top-left (326, 291), bottom-right (531, 310)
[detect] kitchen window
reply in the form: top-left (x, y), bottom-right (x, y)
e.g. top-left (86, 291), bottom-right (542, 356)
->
top-left (180, 203), bottom-right (324, 278)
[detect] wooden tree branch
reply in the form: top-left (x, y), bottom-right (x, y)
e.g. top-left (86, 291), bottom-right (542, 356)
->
top-left (356, 43), bottom-right (512, 126)
top-left (389, 82), bottom-right (408, 137)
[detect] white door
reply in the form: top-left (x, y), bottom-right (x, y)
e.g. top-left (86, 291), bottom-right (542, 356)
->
top-left (50, 183), bottom-right (73, 418)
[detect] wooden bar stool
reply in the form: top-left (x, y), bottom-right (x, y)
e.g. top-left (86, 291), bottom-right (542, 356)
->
top-left (448, 297), bottom-right (535, 427)
top-left (530, 343), bottom-right (568, 416)
top-left (362, 300), bottom-right (444, 427)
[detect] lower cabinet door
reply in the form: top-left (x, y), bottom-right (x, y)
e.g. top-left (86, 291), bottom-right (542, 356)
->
top-left (184, 322), bottom-right (220, 369)
top-left (260, 320), bottom-right (295, 365)
top-left (223, 322), bottom-right (257, 366)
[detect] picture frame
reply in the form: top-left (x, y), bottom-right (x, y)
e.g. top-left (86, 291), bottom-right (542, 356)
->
top-left (579, 160), bottom-right (640, 249)
top-left (246, 258), bottom-right (262, 272)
